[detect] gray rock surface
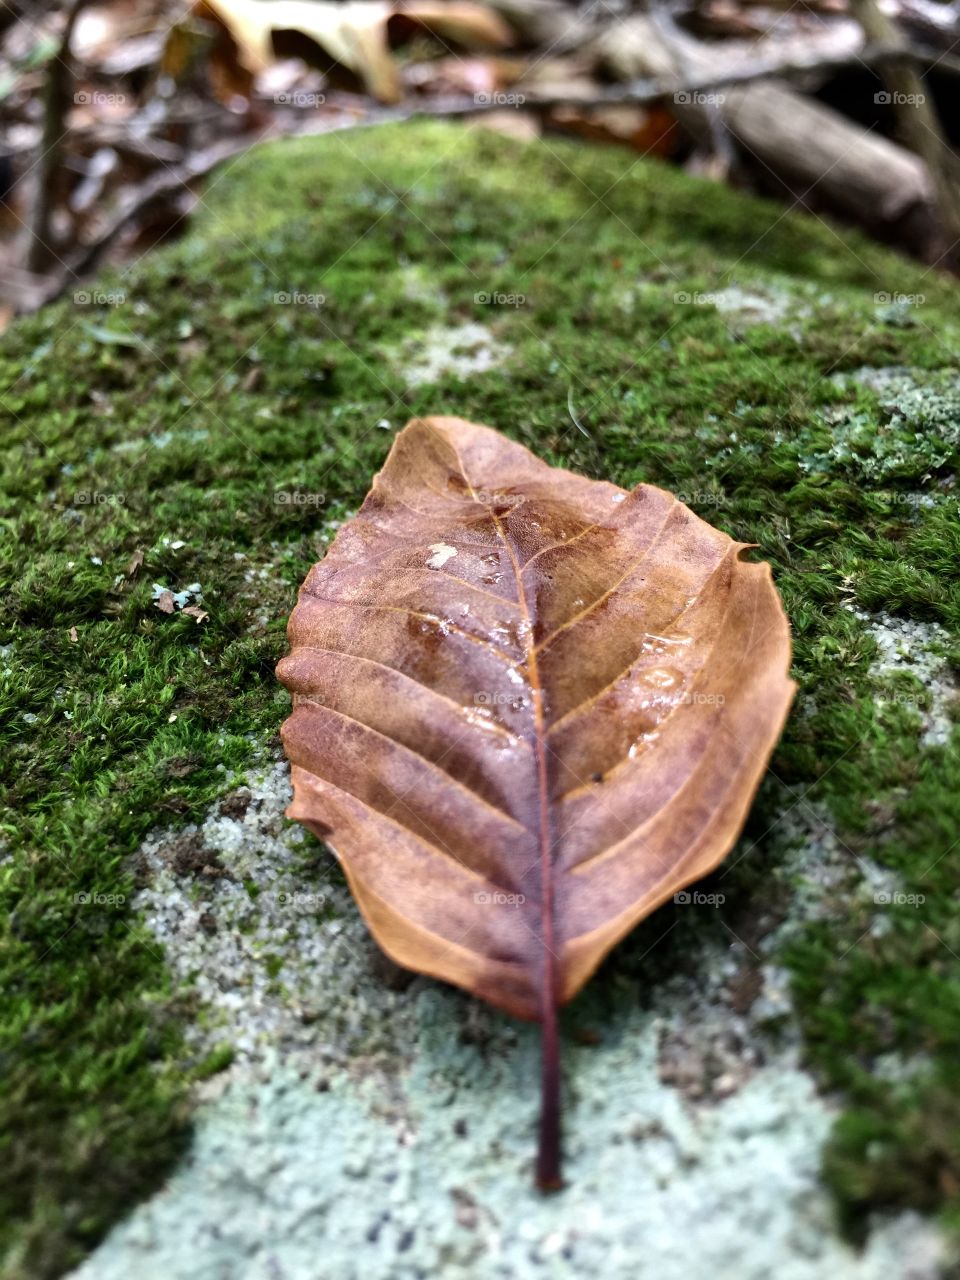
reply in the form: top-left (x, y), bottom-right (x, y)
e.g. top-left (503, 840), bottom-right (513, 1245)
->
top-left (70, 761), bottom-right (948, 1280)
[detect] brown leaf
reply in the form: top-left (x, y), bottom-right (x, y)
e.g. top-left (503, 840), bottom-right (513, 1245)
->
top-left (277, 416), bottom-right (794, 1186)
top-left (548, 104), bottom-right (681, 159)
top-left (182, 605), bottom-right (209, 623)
top-left (155, 590), bottom-right (176, 614)
top-left (197, 0), bottom-right (401, 101)
top-left (196, 0), bottom-right (511, 103)
top-left (390, 2), bottom-right (512, 51)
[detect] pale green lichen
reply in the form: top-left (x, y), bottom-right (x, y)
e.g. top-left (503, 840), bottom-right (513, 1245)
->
top-left (800, 368), bottom-right (960, 483)
top-left (71, 767), bottom-right (950, 1280)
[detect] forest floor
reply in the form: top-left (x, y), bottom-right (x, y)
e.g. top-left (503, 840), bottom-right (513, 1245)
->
top-left (2, 120), bottom-right (959, 1279)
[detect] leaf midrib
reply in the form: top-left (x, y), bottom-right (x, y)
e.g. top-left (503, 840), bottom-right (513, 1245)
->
top-left (449, 442), bottom-right (558, 1016)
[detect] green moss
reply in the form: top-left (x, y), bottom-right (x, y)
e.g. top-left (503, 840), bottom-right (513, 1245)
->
top-left (1, 121), bottom-right (958, 1276)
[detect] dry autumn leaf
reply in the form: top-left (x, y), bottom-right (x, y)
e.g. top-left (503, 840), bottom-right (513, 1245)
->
top-left (197, 0), bottom-right (512, 103)
top-left (277, 416), bottom-right (794, 1187)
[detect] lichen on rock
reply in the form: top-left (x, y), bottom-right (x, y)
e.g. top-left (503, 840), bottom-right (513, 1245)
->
top-left (71, 768), bottom-right (950, 1280)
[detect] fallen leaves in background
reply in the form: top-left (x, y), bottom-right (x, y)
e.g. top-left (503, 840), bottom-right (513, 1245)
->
top-left (197, 0), bottom-right (512, 103)
top-left (1, 0), bottom-right (957, 317)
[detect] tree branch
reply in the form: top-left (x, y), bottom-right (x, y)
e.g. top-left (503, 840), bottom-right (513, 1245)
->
top-left (26, 0), bottom-right (90, 275)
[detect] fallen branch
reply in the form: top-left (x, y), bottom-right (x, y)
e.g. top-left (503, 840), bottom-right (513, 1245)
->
top-left (67, 132), bottom-right (260, 280)
top-left (311, 39), bottom-right (960, 114)
top-left (568, 40), bottom-right (960, 108)
top-left (590, 16), bottom-right (949, 257)
top-left (720, 79), bottom-right (933, 225)
top-left (850, 0), bottom-right (960, 247)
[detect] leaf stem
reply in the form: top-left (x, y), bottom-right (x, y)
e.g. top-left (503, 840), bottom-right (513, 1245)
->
top-left (537, 993), bottom-right (563, 1190)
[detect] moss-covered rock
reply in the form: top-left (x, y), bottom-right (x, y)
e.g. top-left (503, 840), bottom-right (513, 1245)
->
top-left (1, 121), bottom-right (958, 1279)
